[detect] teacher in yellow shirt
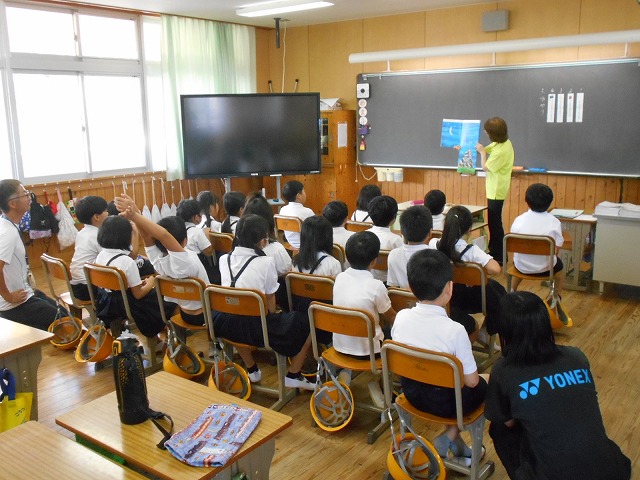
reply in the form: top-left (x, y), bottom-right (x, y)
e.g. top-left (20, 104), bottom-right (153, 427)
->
top-left (476, 117), bottom-right (514, 264)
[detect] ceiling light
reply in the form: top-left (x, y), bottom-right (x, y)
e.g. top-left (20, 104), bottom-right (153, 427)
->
top-left (237, 0), bottom-right (333, 18)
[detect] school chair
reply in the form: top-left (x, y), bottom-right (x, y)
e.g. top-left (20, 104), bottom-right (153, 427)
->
top-left (274, 214), bottom-right (302, 254)
top-left (381, 340), bottom-right (495, 480)
top-left (203, 284), bottom-right (296, 411)
top-left (373, 249), bottom-right (390, 273)
top-left (308, 301), bottom-right (390, 444)
top-left (453, 261), bottom-right (498, 372)
top-left (331, 243), bottom-right (346, 266)
top-left (502, 233), bottom-right (556, 292)
top-left (285, 271), bottom-right (334, 313)
top-left (209, 231), bottom-right (234, 255)
top-left (345, 220), bottom-right (372, 233)
top-left (387, 287), bottom-right (417, 313)
top-left (40, 253), bottom-right (96, 328)
top-left (83, 263), bottom-right (162, 373)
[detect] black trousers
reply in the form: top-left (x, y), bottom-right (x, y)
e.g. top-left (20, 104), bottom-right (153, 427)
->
top-left (0, 290), bottom-right (66, 331)
top-left (487, 199), bottom-right (505, 262)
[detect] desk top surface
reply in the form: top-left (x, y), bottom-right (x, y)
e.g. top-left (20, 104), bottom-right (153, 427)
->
top-left (0, 421), bottom-right (146, 479)
top-left (56, 371), bottom-right (293, 480)
top-left (0, 318), bottom-right (53, 357)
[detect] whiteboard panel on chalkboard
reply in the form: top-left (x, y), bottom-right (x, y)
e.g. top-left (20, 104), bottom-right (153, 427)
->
top-left (356, 59), bottom-right (640, 177)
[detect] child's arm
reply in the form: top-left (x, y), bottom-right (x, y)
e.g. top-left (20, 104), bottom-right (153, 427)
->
top-left (381, 306), bottom-right (396, 325)
top-left (476, 143), bottom-right (487, 171)
top-left (464, 370), bottom-right (481, 388)
top-left (484, 258), bottom-right (501, 275)
top-left (266, 293), bottom-right (277, 313)
top-left (130, 275), bottom-right (155, 299)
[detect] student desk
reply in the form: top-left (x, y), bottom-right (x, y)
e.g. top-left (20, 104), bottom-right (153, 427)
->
top-left (556, 214), bottom-right (596, 292)
top-left (0, 318), bottom-right (53, 421)
top-left (56, 371), bottom-right (293, 480)
top-left (0, 421), bottom-right (146, 479)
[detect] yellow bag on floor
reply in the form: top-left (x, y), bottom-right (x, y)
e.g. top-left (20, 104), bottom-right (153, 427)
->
top-left (545, 283), bottom-right (573, 329)
top-left (0, 368), bottom-right (33, 432)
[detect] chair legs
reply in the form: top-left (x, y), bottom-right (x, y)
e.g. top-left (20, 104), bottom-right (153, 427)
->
top-left (250, 352), bottom-right (296, 411)
top-left (441, 416), bottom-right (495, 480)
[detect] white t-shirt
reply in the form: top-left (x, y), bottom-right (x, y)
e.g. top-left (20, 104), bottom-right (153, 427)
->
top-left (219, 246), bottom-right (279, 295)
top-left (279, 202), bottom-right (314, 249)
top-left (350, 210), bottom-right (372, 223)
top-left (185, 222), bottom-right (211, 254)
top-left (391, 303), bottom-right (478, 375)
top-left (70, 224), bottom-right (101, 285)
top-left (368, 225), bottom-right (403, 282)
top-left (198, 216), bottom-right (222, 233)
top-left (0, 217), bottom-right (33, 311)
top-left (432, 213), bottom-right (445, 231)
top-left (332, 226), bottom-right (354, 248)
top-left (95, 248), bottom-right (142, 289)
top-left (510, 209), bottom-right (564, 273)
top-left (223, 216), bottom-right (240, 235)
top-left (332, 268), bottom-right (391, 356)
top-left (263, 241), bottom-right (292, 276)
top-left (293, 251), bottom-right (342, 277)
top-left (145, 245), bottom-right (208, 310)
top-left (387, 243), bottom-right (432, 289)
top-left (428, 238), bottom-right (493, 267)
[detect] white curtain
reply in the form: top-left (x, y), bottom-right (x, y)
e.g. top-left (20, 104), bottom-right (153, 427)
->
top-left (161, 15), bottom-right (256, 180)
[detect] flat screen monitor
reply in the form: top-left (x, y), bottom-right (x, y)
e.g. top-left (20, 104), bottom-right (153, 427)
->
top-left (180, 93), bottom-right (322, 178)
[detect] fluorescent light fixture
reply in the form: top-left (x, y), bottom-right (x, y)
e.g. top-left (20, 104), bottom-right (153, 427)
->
top-left (349, 29), bottom-right (640, 63)
top-left (237, 0), bottom-right (333, 18)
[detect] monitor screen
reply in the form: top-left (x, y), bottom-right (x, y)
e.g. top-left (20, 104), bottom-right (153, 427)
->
top-left (180, 93), bottom-right (322, 178)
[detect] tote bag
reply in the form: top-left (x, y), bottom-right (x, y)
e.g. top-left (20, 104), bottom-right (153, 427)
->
top-left (0, 368), bottom-right (33, 432)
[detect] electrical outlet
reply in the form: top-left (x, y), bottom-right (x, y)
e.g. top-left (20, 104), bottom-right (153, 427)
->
top-left (356, 83), bottom-right (370, 99)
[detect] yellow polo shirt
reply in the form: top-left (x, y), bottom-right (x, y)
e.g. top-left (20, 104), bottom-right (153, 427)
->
top-left (485, 139), bottom-right (514, 200)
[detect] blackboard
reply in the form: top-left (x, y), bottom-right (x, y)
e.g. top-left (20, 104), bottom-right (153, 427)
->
top-left (356, 59), bottom-right (640, 177)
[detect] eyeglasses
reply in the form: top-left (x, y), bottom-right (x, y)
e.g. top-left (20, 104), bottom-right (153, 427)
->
top-left (9, 190), bottom-right (30, 201)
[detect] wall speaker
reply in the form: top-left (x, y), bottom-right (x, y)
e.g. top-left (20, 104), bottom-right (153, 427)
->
top-left (482, 10), bottom-right (509, 32)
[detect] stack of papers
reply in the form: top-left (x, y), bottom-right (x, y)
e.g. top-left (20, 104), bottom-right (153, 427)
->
top-left (619, 203), bottom-right (640, 219)
top-left (594, 201), bottom-right (622, 216)
top-left (550, 209), bottom-right (584, 219)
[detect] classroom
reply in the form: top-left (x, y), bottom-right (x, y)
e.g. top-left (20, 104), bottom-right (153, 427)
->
top-left (1, 0), bottom-right (639, 478)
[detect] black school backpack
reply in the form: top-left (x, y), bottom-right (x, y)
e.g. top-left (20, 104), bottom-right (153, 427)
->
top-left (29, 192), bottom-right (59, 239)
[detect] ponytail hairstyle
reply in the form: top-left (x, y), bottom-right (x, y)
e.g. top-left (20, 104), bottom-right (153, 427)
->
top-left (221, 191), bottom-right (246, 233)
top-left (196, 190), bottom-right (219, 228)
top-left (293, 216), bottom-right (333, 271)
top-left (437, 205), bottom-right (473, 262)
top-left (243, 193), bottom-right (276, 241)
top-left (233, 214), bottom-right (267, 257)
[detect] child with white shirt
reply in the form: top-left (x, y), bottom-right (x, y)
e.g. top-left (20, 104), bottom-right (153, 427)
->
top-left (279, 180), bottom-right (314, 249)
top-left (510, 183), bottom-right (565, 295)
top-left (367, 195), bottom-right (403, 283)
top-left (221, 191), bottom-right (245, 235)
top-left (391, 249), bottom-right (487, 465)
top-left (387, 205), bottom-right (432, 289)
top-left (350, 184), bottom-right (381, 222)
top-left (196, 190), bottom-right (222, 233)
top-left (424, 189), bottom-right (446, 231)
top-left (177, 198), bottom-right (217, 284)
top-left (322, 200), bottom-right (354, 248)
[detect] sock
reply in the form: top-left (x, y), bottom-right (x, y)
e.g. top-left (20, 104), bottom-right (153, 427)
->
top-left (433, 433), bottom-right (451, 458)
top-left (247, 364), bottom-right (259, 374)
top-left (450, 437), bottom-right (472, 458)
top-left (286, 371), bottom-right (302, 380)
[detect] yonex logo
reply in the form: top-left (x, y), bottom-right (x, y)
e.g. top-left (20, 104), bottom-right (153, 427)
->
top-left (519, 378), bottom-right (541, 399)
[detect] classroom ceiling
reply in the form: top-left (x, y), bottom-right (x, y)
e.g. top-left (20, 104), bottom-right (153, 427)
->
top-left (62, 0), bottom-right (498, 28)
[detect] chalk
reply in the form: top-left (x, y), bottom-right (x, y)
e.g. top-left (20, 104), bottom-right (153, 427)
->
top-left (512, 166), bottom-right (525, 171)
top-left (528, 167), bottom-right (547, 173)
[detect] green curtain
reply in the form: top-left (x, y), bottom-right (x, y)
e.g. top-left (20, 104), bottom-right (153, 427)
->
top-left (161, 15), bottom-right (256, 180)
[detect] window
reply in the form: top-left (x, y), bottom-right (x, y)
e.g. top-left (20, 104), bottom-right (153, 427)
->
top-left (0, 83), bottom-right (13, 179)
top-left (6, 7), bottom-right (76, 55)
top-left (78, 14), bottom-right (138, 59)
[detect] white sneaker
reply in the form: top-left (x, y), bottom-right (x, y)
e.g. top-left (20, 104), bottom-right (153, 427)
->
top-left (337, 369), bottom-right (352, 386)
top-left (248, 369), bottom-right (262, 383)
top-left (285, 375), bottom-right (315, 391)
top-left (368, 381), bottom-right (385, 409)
top-left (450, 446), bottom-right (486, 467)
top-left (477, 327), bottom-right (490, 346)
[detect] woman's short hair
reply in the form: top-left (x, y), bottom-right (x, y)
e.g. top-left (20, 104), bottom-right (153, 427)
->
top-left (484, 117), bottom-right (508, 143)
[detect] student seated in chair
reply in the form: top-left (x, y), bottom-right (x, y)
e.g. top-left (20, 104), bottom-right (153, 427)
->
top-left (350, 184), bottom-right (381, 223)
top-left (510, 183), bottom-right (565, 295)
top-left (424, 189), bottom-right (446, 231)
top-left (177, 198), bottom-right (217, 283)
top-left (391, 249), bottom-right (487, 466)
top-left (322, 200), bottom-right (354, 249)
top-left (486, 291), bottom-right (631, 480)
top-left (221, 191), bottom-right (245, 235)
top-left (279, 180), bottom-right (314, 250)
top-left (366, 195), bottom-right (403, 283)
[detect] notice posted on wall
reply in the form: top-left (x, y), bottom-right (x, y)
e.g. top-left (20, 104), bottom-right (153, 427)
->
top-left (544, 89), bottom-right (584, 124)
top-left (440, 119), bottom-right (481, 174)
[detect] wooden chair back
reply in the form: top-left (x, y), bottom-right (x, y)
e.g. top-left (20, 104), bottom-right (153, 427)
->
top-left (452, 261), bottom-right (487, 315)
top-left (209, 231), bottom-right (234, 254)
top-left (345, 221), bottom-right (371, 233)
top-left (331, 243), bottom-right (346, 265)
top-left (155, 275), bottom-right (209, 335)
top-left (373, 249), bottom-right (390, 271)
top-left (387, 287), bottom-right (417, 312)
top-left (503, 233), bottom-right (556, 288)
top-left (274, 214), bottom-right (302, 233)
top-left (83, 263), bottom-right (133, 338)
top-left (285, 272), bottom-right (334, 312)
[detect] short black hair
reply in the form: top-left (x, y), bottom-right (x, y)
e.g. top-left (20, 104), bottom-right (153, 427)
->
top-left (223, 191), bottom-right (246, 217)
top-left (497, 292), bottom-right (560, 366)
top-left (243, 193), bottom-right (276, 239)
top-left (235, 214), bottom-right (269, 250)
top-left (424, 190), bottom-right (446, 216)
top-left (74, 195), bottom-right (108, 225)
top-left (97, 215), bottom-right (132, 250)
top-left (368, 195), bottom-right (398, 227)
top-left (400, 205), bottom-right (432, 242)
top-left (155, 216), bottom-right (187, 254)
top-left (322, 200), bottom-right (349, 227)
top-left (282, 180), bottom-right (304, 202)
top-left (345, 231), bottom-right (380, 270)
top-left (106, 201), bottom-right (119, 216)
top-left (176, 199), bottom-right (201, 223)
top-left (407, 249), bottom-right (452, 301)
top-left (525, 183), bottom-right (554, 212)
top-left (0, 179), bottom-right (21, 213)
top-left (356, 184), bottom-right (382, 211)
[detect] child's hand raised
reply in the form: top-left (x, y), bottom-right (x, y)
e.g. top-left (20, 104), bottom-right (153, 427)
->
top-left (114, 194), bottom-right (140, 216)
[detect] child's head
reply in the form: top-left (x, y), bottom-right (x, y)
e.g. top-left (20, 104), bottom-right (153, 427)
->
top-left (223, 191), bottom-right (246, 217)
top-left (196, 190), bottom-right (219, 218)
top-left (368, 195), bottom-right (398, 227)
top-left (437, 205), bottom-right (473, 261)
top-left (424, 190), bottom-right (446, 216)
top-left (400, 205), bottom-right (432, 243)
top-left (97, 215), bottom-right (132, 250)
top-left (176, 199), bottom-right (201, 223)
top-left (322, 200), bottom-right (349, 227)
top-left (107, 200), bottom-right (119, 216)
top-left (497, 291), bottom-right (559, 365)
top-left (243, 193), bottom-right (275, 238)
top-left (75, 195), bottom-right (108, 226)
top-left (407, 249), bottom-right (453, 302)
top-left (356, 184), bottom-right (382, 211)
top-left (282, 180), bottom-right (306, 203)
top-left (525, 183), bottom-right (554, 212)
top-left (155, 216), bottom-right (187, 254)
top-left (345, 231), bottom-right (380, 270)
top-left (484, 117), bottom-right (508, 143)
top-left (302, 215), bottom-right (333, 254)
top-left (235, 214), bottom-right (269, 250)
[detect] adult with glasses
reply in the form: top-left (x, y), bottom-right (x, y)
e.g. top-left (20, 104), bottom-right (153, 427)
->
top-left (0, 179), bottom-right (64, 330)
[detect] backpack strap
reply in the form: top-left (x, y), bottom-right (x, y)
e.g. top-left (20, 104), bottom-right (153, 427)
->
top-left (308, 255), bottom-right (328, 275)
top-left (106, 253), bottom-right (127, 266)
top-left (227, 255), bottom-right (259, 288)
